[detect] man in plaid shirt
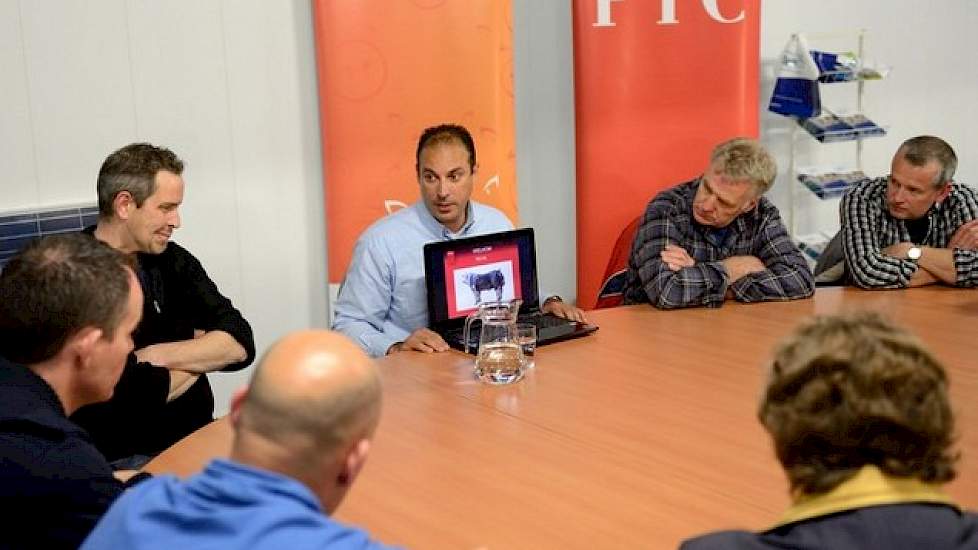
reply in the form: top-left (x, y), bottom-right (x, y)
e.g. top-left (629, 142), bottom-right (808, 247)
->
top-left (623, 138), bottom-right (814, 309)
top-left (840, 136), bottom-right (978, 289)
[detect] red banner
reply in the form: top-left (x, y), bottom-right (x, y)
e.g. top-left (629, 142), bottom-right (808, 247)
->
top-left (573, 0), bottom-right (760, 307)
top-left (312, 1), bottom-right (518, 283)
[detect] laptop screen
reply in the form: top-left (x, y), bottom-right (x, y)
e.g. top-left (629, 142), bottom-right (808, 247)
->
top-left (424, 228), bottom-right (540, 325)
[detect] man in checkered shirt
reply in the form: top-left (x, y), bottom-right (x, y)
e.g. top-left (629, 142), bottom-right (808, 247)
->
top-left (623, 138), bottom-right (814, 309)
top-left (839, 136), bottom-right (978, 289)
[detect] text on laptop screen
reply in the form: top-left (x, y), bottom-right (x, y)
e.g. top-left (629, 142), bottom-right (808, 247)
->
top-left (444, 242), bottom-right (523, 318)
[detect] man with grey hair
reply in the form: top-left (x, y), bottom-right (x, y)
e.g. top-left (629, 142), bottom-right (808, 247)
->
top-left (72, 142), bottom-right (255, 467)
top-left (624, 137), bottom-right (814, 309)
top-left (82, 330), bottom-right (400, 549)
top-left (831, 135), bottom-right (978, 288)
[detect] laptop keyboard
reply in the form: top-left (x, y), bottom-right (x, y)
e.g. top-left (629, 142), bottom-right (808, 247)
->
top-left (529, 313), bottom-right (573, 329)
top-left (444, 313), bottom-right (576, 350)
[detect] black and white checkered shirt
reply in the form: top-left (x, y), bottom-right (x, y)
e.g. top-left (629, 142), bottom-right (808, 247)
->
top-left (841, 177), bottom-right (978, 288)
top-left (623, 178), bottom-right (814, 309)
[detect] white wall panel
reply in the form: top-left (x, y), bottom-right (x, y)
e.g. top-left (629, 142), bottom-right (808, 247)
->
top-left (18, 0), bottom-right (136, 205)
top-left (124, 0), bottom-right (243, 306)
top-left (0, 0), bottom-right (39, 212)
top-left (213, 0), bottom-right (329, 412)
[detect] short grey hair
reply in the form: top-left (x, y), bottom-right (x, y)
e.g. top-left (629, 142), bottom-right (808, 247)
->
top-left (710, 137), bottom-right (778, 195)
top-left (899, 136), bottom-right (957, 188)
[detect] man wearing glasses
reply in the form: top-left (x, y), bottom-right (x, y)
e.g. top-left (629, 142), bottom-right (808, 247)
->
top-left (836, 136), bottom-right (978, 288)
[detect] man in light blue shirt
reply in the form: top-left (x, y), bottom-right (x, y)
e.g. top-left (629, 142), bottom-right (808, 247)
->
top-left (82, 330), bottom-right (400, 550)
top-left (333, 124), bottom-right (585, 357)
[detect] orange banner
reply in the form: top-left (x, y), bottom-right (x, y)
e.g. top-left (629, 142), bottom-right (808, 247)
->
top-left (313, 0), bottom-right (517, 282)
top-left (573, 0), bottom-right (760, 308)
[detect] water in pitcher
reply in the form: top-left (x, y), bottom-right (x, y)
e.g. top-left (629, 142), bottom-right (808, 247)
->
top-left (475, 342), bottom-right (524, 384)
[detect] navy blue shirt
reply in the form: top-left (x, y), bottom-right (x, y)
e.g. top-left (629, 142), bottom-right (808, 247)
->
top-left (0, 357), bottom-right (125, 549)
top-left (681, 503), bottom-right (978, 550)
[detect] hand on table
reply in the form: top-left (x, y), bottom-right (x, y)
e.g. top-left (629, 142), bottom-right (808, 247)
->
top-left (542, 299), bottom-right (588, 323)
top-left (389, 328), bottom-right (450, 355)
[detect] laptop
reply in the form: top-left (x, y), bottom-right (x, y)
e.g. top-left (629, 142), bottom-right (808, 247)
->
top-left (424, 228), bottom-right (598, 353)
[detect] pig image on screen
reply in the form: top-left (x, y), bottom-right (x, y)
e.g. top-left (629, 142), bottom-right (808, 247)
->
top-left (461, 269), bottom-right (505, 304)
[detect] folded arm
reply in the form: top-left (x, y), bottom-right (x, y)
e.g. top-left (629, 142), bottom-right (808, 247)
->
top-left (946, 220), bottom-right (978, 287)
top-left (169, 250), bottom-right (256, 370)
top-left (846, 195), bottom-right (978, 288)
top-left (888, 243), bottom-right (978, 287)
top-left (628, 205), bottom-right (728, 309)
top-left (136, 330), bottom-right (246, 374)
top-left (841, 190), bottom-right (918, 288)
top-left (727, 210), bottom-right (815, 302)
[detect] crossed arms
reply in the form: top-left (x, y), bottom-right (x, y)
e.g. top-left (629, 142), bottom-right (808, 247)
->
top-left (842, 186), bottom-right (978, 288)
top-left (628, 197), bottom-right (814, 309)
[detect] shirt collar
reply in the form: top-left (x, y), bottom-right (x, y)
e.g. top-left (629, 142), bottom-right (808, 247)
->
top-left (770, 464), bottom-right (959, 529)
top-left (414, 200), bottom-right (476, 239)
top-left (205, 459), bottom-right (324, 513)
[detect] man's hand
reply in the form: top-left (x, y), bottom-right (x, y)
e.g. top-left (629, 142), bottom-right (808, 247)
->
top-left (389, 328), bottom-right (450, 355)
top-left (135, 344), bottom-right (168, 367)
top-left (721, 255), bottom-right (766, 283)
top-left (882, 242), bottom-right (914, 259)
top-left (112, 469), bottom-right (140, 483)
top-left (542, 299), bottom-right (588, 323)
top-left (660, 244), bottom-right (695, 271)
top-left (167, 370), bottom-right (200, 402)
top-left (949, 220), bottom-right (978, 250)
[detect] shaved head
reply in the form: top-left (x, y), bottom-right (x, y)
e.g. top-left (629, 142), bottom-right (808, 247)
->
top-left (233, 331), bottom-right (382, 474)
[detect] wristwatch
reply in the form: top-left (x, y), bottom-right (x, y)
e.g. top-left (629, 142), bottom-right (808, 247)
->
top-left (543, 295), bottom-right (563, 307)
top-left (907, 246), bottom-right (922, 261)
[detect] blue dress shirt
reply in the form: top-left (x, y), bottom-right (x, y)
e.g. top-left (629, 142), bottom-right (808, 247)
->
top-left (332, 200), bottom-right (514, 357)
top-left (81, 459), bottom-right (400, 550)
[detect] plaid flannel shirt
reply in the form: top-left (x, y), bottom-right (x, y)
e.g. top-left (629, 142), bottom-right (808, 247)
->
top-left (623, 178), bottom-right (814, 309)
top-left (841, 177), bottom-right (978, 288)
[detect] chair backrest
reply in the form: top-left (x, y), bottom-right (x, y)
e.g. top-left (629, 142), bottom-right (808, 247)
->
top-left (813, 229), bottom-right (847, 285)
top-left (594, 215), bottom-right (642, 309)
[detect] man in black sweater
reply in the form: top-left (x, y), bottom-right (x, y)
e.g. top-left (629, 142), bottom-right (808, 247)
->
top-left (72, 143), bottom-right (255, 466)
top-left (0, 234), bottom-right (148, 548)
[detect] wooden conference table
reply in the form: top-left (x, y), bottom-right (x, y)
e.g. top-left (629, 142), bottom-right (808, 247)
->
top-left (147, 287), bottom-right (978, 549)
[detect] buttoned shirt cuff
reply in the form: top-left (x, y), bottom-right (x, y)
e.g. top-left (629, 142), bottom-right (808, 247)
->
top-left (360, 333), bottom-right (402, 359)
top-left (701, 261), bottom-right (730, 306)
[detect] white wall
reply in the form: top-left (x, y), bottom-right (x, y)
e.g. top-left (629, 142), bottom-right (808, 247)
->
top-left (759, 2), bottom-right (978, 238)
top-left (512, 1), bottom-right (578, 303)
top-left (0, 0), bottom-right (328, 415)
